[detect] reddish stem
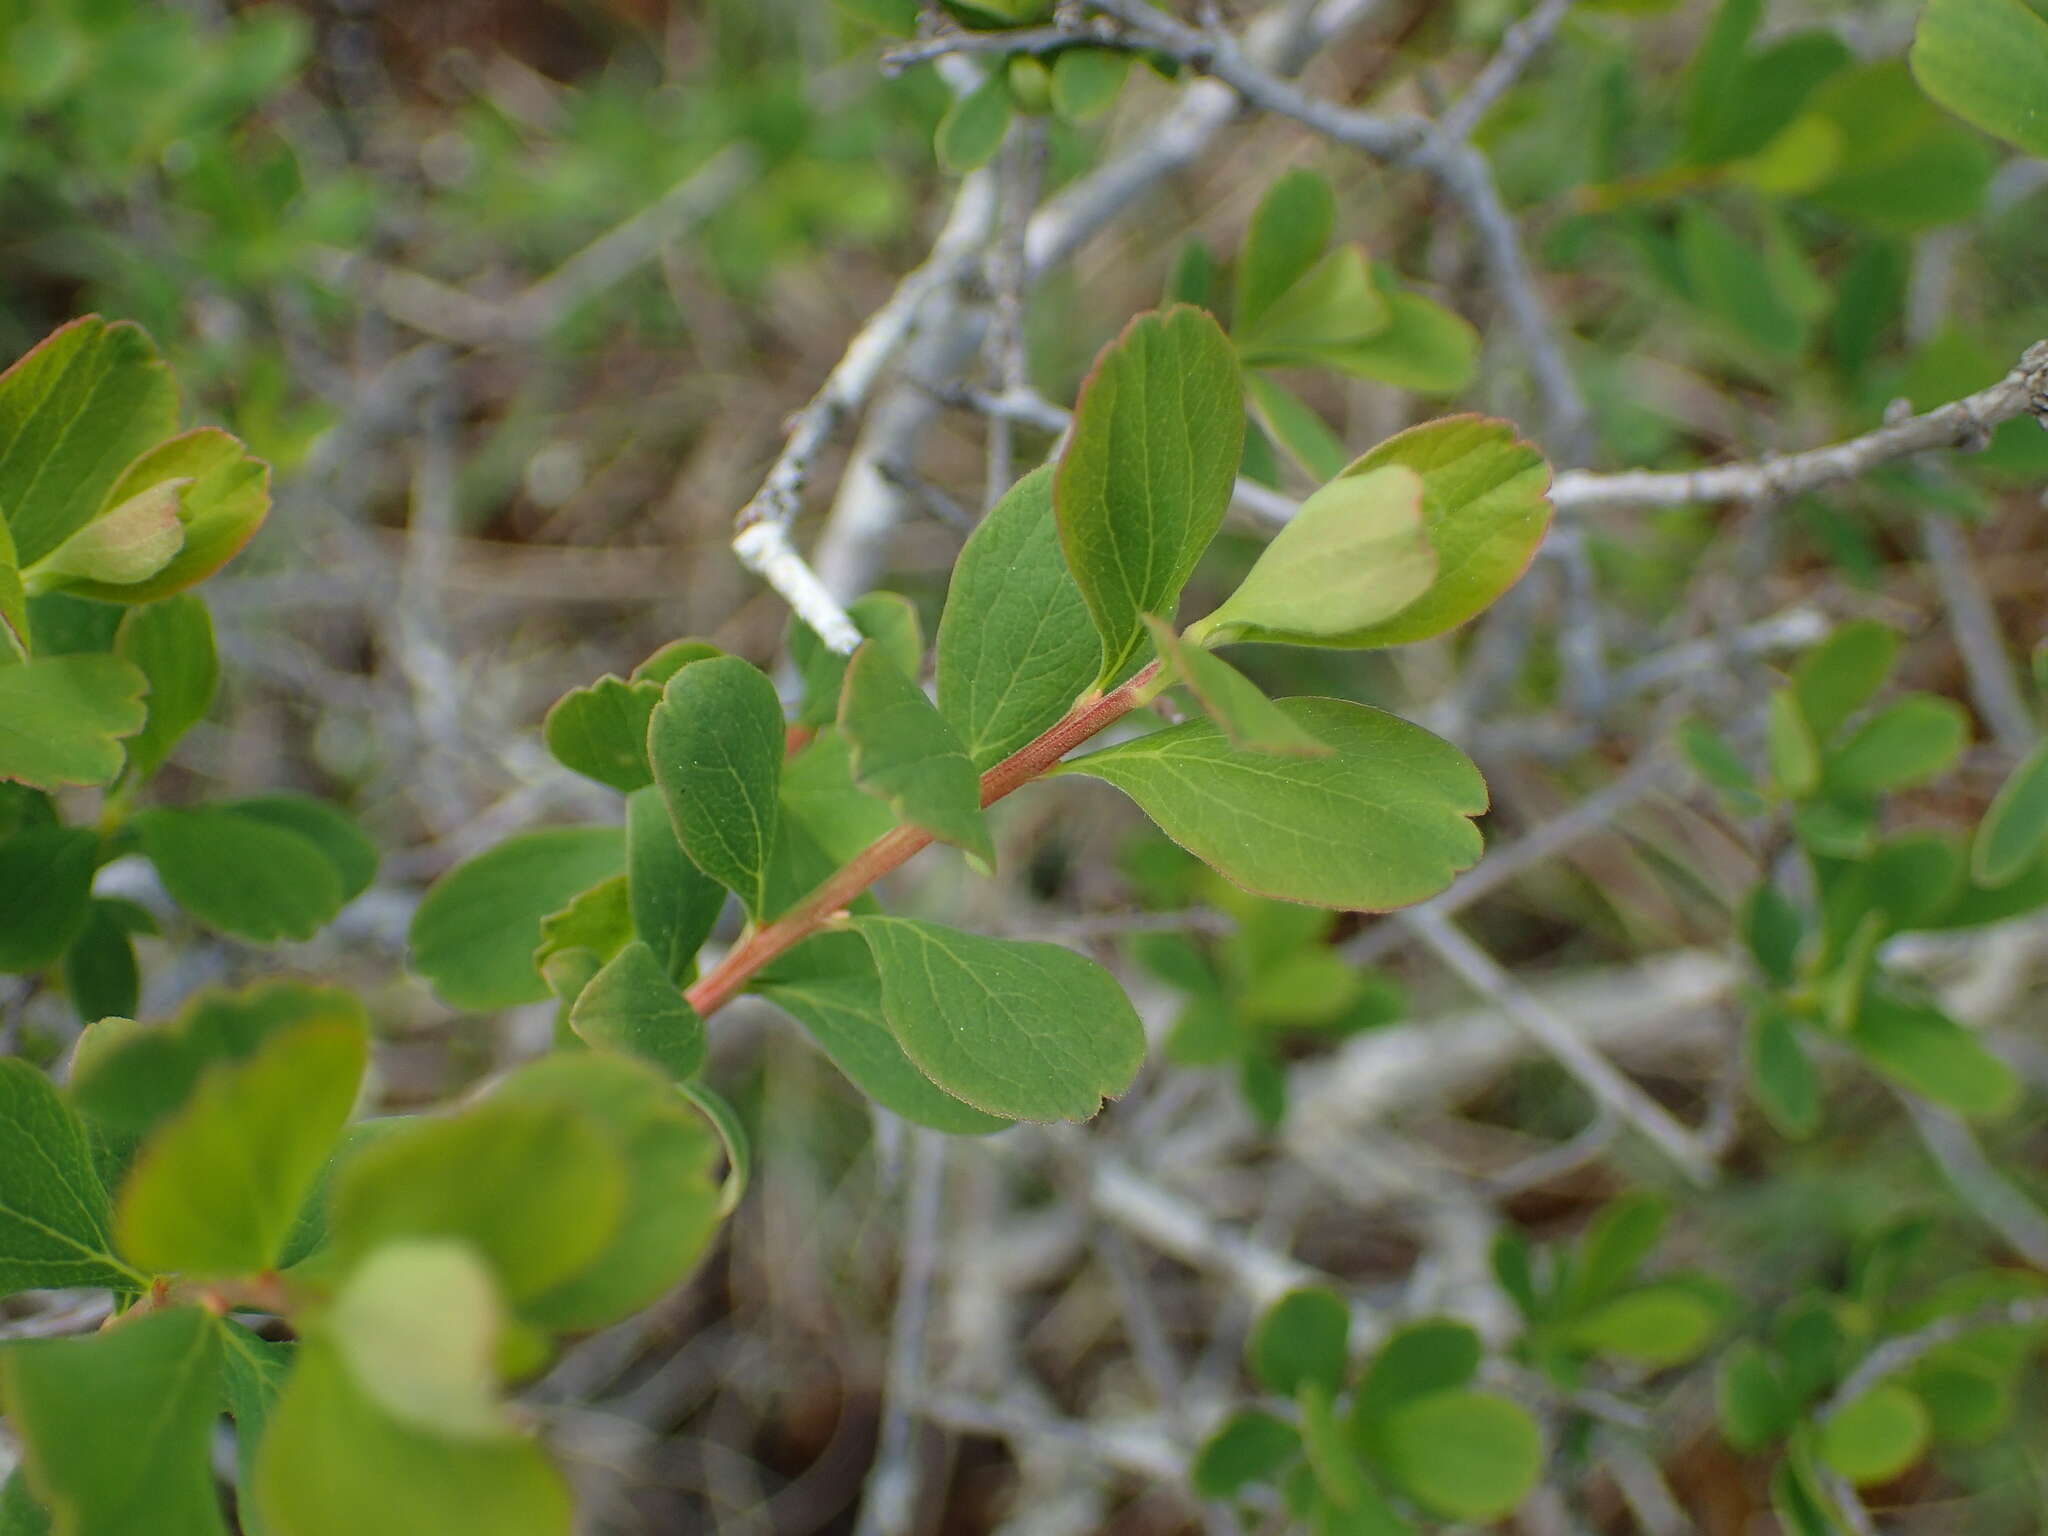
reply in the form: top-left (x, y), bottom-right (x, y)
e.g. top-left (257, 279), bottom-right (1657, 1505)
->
top-left (684, 661), bottom-right (1161, 1017)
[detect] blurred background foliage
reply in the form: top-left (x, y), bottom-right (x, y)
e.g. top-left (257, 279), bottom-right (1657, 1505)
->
top-left (6, 0), bottom-right (2048, 1531)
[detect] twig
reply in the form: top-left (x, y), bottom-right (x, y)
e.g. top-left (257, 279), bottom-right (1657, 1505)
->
top-left (1552, 342), bottom-right (2048, 512)
top-left (882, 18), bottom-right (1131, 73)
top-left (1919, 514), bottom-right (2038, 753)
top-left (856, 1130), bottom-right (949, 1536)
top-left (1400, 909), bottom-right (1721, 1185)
top-left (1823, 1295), bottom-right (2048, 1420)
top-left (1431, 0), bottom-right (1578, 147)
top-left (1900, 1094), bottom-right (2048, 1269)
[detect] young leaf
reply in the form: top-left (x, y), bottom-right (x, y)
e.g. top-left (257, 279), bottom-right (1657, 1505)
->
top-left (1750, 1006), bottom-right (1823, 1139)
top-left (752, 932), bottom-right (1010, 1135)
top-left (839, 641), bottom-right (994, 868)
top-left (62, 900), bottom-right (142, 1025)
top-left (253, 1337), bottom-right (571, 1536)
top-left (112, 595), bottom-right (218, 783)
top-left (1717, 1341), bottom-right (1796, 1451)
top-left (0, 826), bottom-right (96, 970)
top-left (569, 939), bottom-right (707, 1082)
top-left (1235, 171), bottom-right (1336, 340)
top-left (625, 786), bottom-right (724, 982)
top-left (1353, 1320), bottom-right (1482, 1424)
top-left (851, 917), bottom-right (1145, 1122)
top-left (1249, 1287), bottom-right (1351, 1396)
top-left (1818, 1384), bottom-right (1931, 1486)
top-left (0, 316), bottom-right (178, 568)
top-left (1826, 695), bottom-right (1969, 796)
top-left (935, 464), bottom-right (1099, 769)
top-left (488, 1053), bottom-right (726, 1331)
top-left (409, 827), bottom-right (625, 1010)
top-left (0, 1306), bottom-right (226, 1536)
top-left (22, 481), bottom-right (184, 593)
top-left (1055, 699), bottom-right (1487, 911)
top-left (115, 1017), bottom-right (368, 1275)
top-left (648, 655), bottom-right (785, 918)
top-left (1145, 618), bottom-right (1329, 756)
top-left (1376, 1391), bottom-right (1543, 1522)
top-left (217, 1323), bottom-right (291, 1535)
top-left (51, 430), bottom-right (271, 606)
top-left (1972, 741), bottom-right (2048, 888)
top-left (936, 70), bottom-right (1012, 172)
top-left (543, 674), bottom-right (663, 792)
top-left (1234, 246), bottom-right (1390, 367)
top-left (1573, 1192), bottom-right (1670, 1303)
top-left (1743, 881), bottom-right (1805, 986)
top-left (1243, 374), bottom-right (1349, 482)
top-left (1792, 620), bottom-right (1897, 742)
top-left (1186, 466), bottom-right (1434, 648)
top-left (789, 592), bottom-right (922, 730)
top-left (1911, 0), bottom-right (2048, 158)
top-left (1767, 687), bottom-right (1820, 796)
top-left (0, 1059), bottom-right (135, 1295)
top-left (1319, 417), bottom-right (1550, 648)
top-left (1050, 47), bottom-right (1130, 120)
top-left (1849, 994), bottom-right (2019, 1118)
top-left (0, 654), bottom-right (148, 789)
top-left (329, 1098), bottom-right (627, 1305)
top-left (1314, 283), bottom-right (1480, 395)
top-left (135, 804), bottom-right (346, 944)
top-left (327, 1239), bottom-right (516, 1441)
top-left (1561, 1282), bottom-right (1727, 1366)
top-left (1055, 305), bottom-right (1245, 683)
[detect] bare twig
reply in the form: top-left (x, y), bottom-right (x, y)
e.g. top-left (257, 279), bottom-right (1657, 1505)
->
top-left (857, 1131), bottom-right (949, 1536)
top-left (1900, 1094), bottom-right (2048, 1269)
top-left (1919, 514), bottom-right (2038, 753)
top-left (1432, 0), bottom-right (1578, 148)
top-left (1824, 1295), bottom-right (2048, 1420)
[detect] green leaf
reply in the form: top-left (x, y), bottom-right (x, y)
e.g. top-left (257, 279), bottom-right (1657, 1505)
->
top-left (569, 939), bottom-right (707, 1081)
top-left (1573, 1191), bottom-right (1669, 1303)
top-left (217, 1323), bottom-right (292, 1536)
top-left (1311, 283), bottom-right (1480, 397)
top-left (1680, 0), bottom-right (1763, 163)
top-left (1793, 621), bottom-right (1899, 743)
top-left (1298, 1379), bottom-right (1372, 1510)
top-left (0, 514), bottom-right (26, 662)
top-left (409, 827), bottom-right (625, 1011)
top-left (1146, 618), bottom-right (1329, 757)
top-left (1912, 0), bottom-right (2048, 158)
top-left (0, 316), bottom-right (178, 569)
top-left (135, 804), bottom-right (346, 943)
top-left (327, 1239), bottom-right (515, 1441)
top-left (1750, 1006), bottom-right (1822, 1139)
top-left (1743, 881), bottom-right (1805, 986)
top-left (1849, 993), bottom-right (2019, 1118)
top-left (488, 1053), bottom-right (726, 1331)
top-left (936, 70), bottom-right (1011, 172)
top-left (114, 1017), bottom-right (368, 1275)
top-left (1354, 1320), bottom-right (1482, 1424)
top-left (252, 1337), bottom-right (571, 1536)
top-left (1250, 1287), bottom-right (1350, 1395)
top-left (648, 655), bottom-right (785, 918)
top-left (1235, 246), bottom-right (1390, 367)
top-left (532, 876), bottom-right (632, 997)
top-left (542, 674), bottom-right (662, 792)
top-left (223, 794), bottom-right (378, 903)
top-left (790, 592), bottom-right (922, 731)
top-left (831, 0), bottom-right (919, 34)
top-left (1190, 467), bottom-right (1433, 650)
top-left (1244, 374), bottom-right (1349, 482)
top-left (0, 1306), bottom-right (226, 1536)
top-left (779, 729), bottom-right (901, 862)
top-left (1050, 47), bottom-right (1130, 120)
top-left (839, 640), bottom-right (994, 868)
top-left (851, 917), bottom-right (1145, 1122)
top-left (0, 1474), bottom-right (50, 1536)
top-left (1056, 699), bottom-right (1487, 911)
top-left (1690, 30), bottom-right (1852, 165)
top-left (1377, 1391), bottom-right (1542, 1522)
top-left (1192, 1409), bottom-right (1300, 1499)
top-left (1716, 1341), bottom-right (1795, 1452)
top-left (1826, 694), bottom-right (1969, 797)
top-left (1767, 687), bottom-right (1820, 796)
top-left (1319, 418), bottom-right (1549, 648)
top-left (0, 1058), bottom-right (134, 1295)
top-left (1055, 305), bottom-right (1245, 684)
top-left (674, 1079), bottom-right (751, 1218)
top-left (626, 786), bottom-right (724, 982)
top-left (62, 900), bottom-right (141, 1025)
top-left (1562, 1282), bottom-right (1726, 1366)
top-left (1236, 171), bottom-right (1336, 341)
top-left (51, 430), bottom-right (271, 606)
top-left (0, 654), bottom-right (148, 789)
top-left (329, 1097), bottom-right (627, 1306)
top-left (1680, 720), bottom-right (1765, 812)
top-left (1972, 741), bottom-right (2048, 887)
top-left (112, 595), bottom-right (217, 783)
top-left (753, 932), bottom-right (1010, 1135)
top-left (1819, 1384), bottom-right (1931, 1486)
top-left (0, 826), bottom-right (96, 971)
top-left (1679, 205), bottom-right (1807, 358)
top-left (935, 464), bottom-right (1099, 769)
top-left (1803, 62), bottom-right (1995, 231)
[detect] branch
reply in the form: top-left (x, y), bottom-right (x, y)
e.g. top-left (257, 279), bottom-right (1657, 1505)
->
top-left (1552, 342), bottom-right (2048, 512)
top-left (684, 663), bottom-right (1162, 1018)
top-left (1431, 0), bottom-right (1578, 148)
top-left (1823, 1295), bottom-right (2048, 1421)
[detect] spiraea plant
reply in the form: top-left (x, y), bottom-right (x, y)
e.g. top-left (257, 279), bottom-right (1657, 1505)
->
top-left (0, 300), bottom-right (1547, 1530)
